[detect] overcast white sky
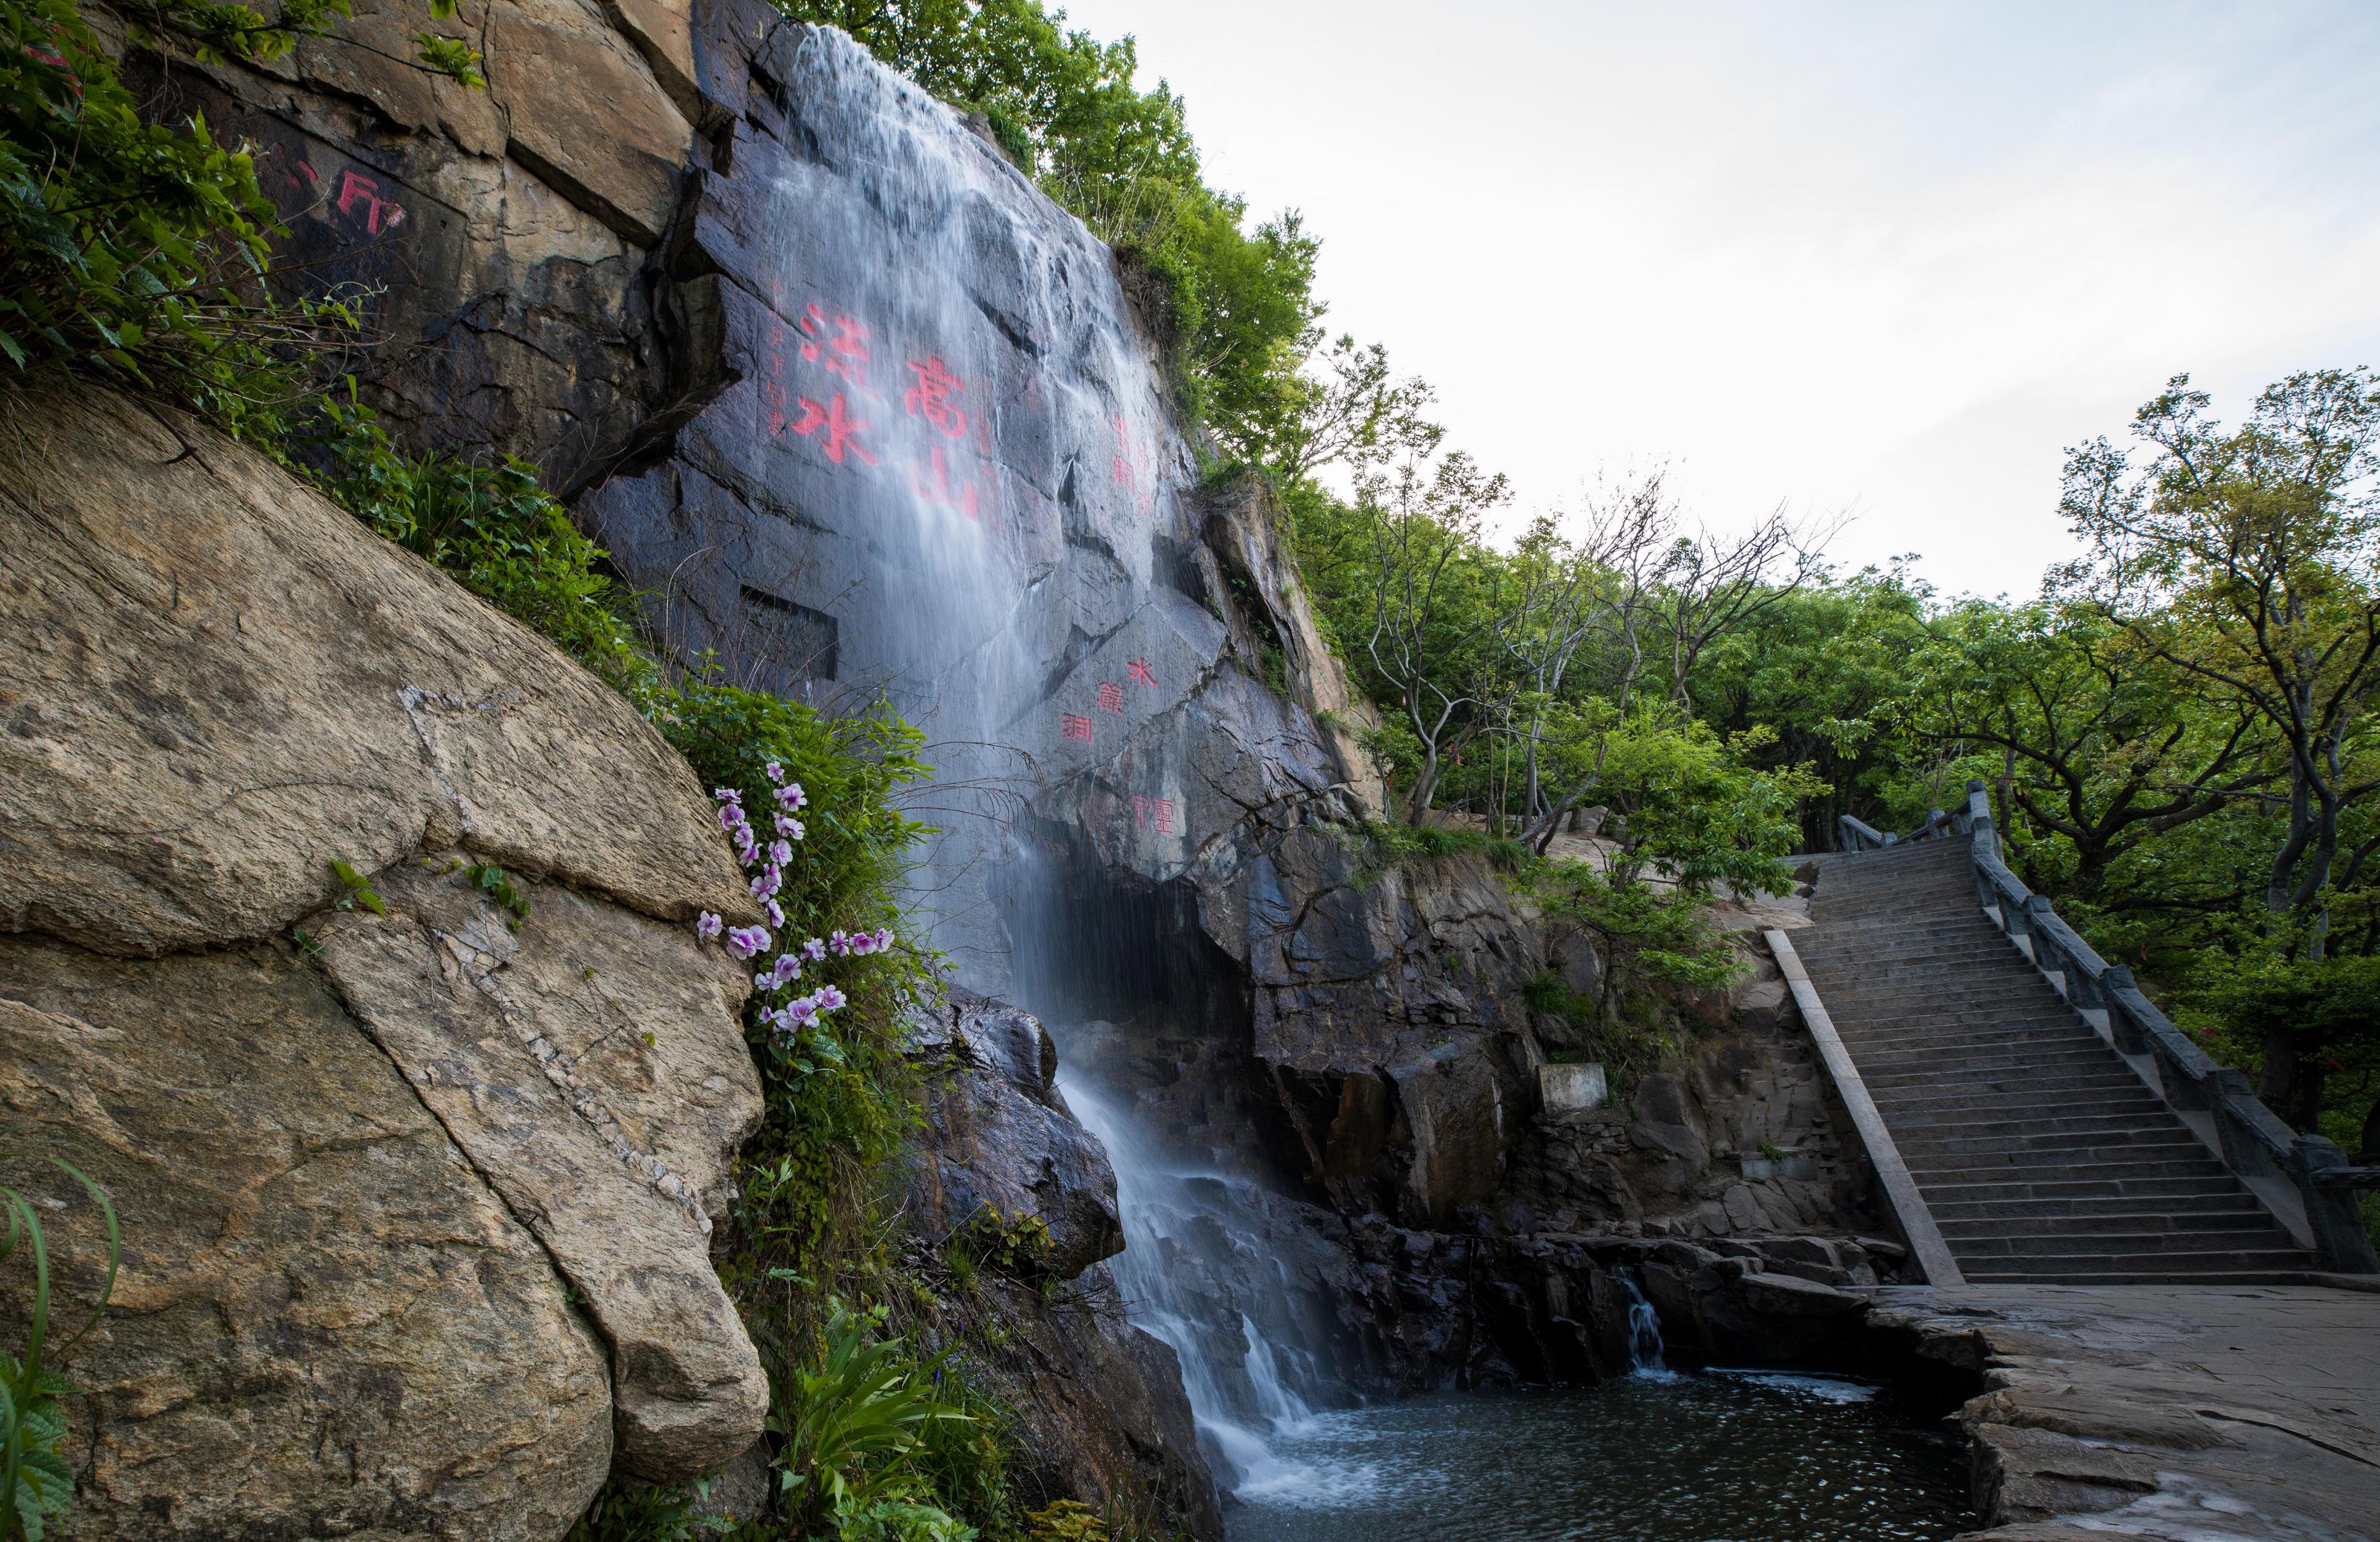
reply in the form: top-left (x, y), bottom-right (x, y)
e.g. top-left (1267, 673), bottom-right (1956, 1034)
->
top-left (1057, 0), bottom-right (2380, 601)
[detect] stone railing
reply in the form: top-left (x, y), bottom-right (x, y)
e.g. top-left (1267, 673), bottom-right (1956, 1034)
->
top-left (1940, 779), bottom-right (2379, 1274)
top-left (1837, 806), bottom-right (1952, 851)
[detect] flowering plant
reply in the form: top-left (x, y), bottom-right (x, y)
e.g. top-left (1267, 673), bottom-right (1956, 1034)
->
top-left (695, 762), bottom-right (897, 1079)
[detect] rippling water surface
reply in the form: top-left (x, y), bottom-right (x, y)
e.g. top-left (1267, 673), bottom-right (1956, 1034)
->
top-left (1223, 1369), bottom-right (1972, 1542)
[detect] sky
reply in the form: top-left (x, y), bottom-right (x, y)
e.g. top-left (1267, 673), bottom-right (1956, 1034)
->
top-left (1055, 0), bottom-right (2380, 601)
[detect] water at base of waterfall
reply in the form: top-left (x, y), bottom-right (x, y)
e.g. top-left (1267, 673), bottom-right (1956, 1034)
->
top-left (1223, 1372), bottom-right (1972, 1542)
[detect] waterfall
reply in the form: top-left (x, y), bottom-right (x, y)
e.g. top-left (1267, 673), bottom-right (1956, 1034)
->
top-left (1061, 1072), bottom-right (1325, 1494)
top-left (585, 23), bottom-right (1342, 1498)
top-left (1622, 1276), bottom-right (1670, 1375)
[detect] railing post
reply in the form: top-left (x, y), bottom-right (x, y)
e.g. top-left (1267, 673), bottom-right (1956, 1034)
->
top-left (2208, 1070), bottom-right (2270, 1174)
top-left (2066, 954), bottom-right (2106, 1016)
top-left (2100, 966), bottom-right (2147, 1053)
top-left (2004, 891), bottom-right (2040, 960)
top-left (2292, 1136), bottom-right (2380, 1273)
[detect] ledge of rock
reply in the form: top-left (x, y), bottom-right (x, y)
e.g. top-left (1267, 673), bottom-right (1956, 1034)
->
top-left (0, 387), bottom-right (772, 1532)
top-left (0, 386), bottom-right (749, 960)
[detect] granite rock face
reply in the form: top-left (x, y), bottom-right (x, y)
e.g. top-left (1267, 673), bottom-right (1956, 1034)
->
top-left (0, 942), bottom-right (614, 1541)
top-left (0, 388), bottom-right (768, 1532)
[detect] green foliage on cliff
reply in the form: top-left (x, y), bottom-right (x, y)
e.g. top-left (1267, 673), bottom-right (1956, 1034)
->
top-left (0, 0), bottom-right (477, 414)
top-left (775, 0), bottom-right (1319, 452)
top-left (1, 0), bottom-right (315, 417)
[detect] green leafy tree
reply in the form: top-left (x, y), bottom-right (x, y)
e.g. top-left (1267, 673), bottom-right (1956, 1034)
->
top-left (2059, 370), bottom-right (2380, 1118)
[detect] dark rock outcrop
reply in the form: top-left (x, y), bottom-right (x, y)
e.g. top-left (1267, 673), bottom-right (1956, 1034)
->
top-left (906, 998), bottom-right (1218, 1538)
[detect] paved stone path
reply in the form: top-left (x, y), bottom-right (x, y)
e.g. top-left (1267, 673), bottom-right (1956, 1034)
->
top-left (1865, 1282), bottom-right (2380, 1541)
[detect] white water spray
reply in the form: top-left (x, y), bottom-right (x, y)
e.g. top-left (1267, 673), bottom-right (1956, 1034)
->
top-left (1061, 1073), bottom-right (1328, 1494)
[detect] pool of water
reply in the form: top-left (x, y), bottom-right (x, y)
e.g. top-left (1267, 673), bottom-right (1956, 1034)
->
top-left (1223, 1368), bottom-right (1973, 1542)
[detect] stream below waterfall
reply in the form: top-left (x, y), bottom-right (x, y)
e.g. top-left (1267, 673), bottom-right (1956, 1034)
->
top-left (1220, 1369), bottom-right (1972, 1542)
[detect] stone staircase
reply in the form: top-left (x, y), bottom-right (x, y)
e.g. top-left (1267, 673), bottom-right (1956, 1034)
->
top-left (1797, 838), bottom-right (2314, 1285)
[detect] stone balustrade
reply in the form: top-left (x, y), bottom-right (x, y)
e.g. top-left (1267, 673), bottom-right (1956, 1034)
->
top-left (1841, 783), bottom-right (2377, 1273)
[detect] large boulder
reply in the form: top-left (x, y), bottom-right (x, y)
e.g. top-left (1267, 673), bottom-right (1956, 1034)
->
top-left (0, 387), bottom-right (769, 1535)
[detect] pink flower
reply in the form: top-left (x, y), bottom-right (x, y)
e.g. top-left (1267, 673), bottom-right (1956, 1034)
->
top-left (763, 896), bottom-right (785, 928)
top-left (803, 937), bottom-right (827, 963)
top-left (775, 782), bottom-right (808, 811)
top-left (829, 929), bottom-right (850, 956)
top-left (768, 954), bottom-right (803, 988)
top-left (695, 911), bottom-right (723, 940)
top-left (775, 813), bottom-right (803, 839)
top-left (765, 761), bottom-right (785, 785)
top-left (713, 787), bottom-right (742, 805)
top-left (725, 925), bottom-right (770, 960)
top-left (750, 866), bottom-right (780, 901)
top-left (813, 984), bottom-right (847, 1012)
top-left (873, 927), bottom-right (894, 951)
top-left (770, 839), bottom-right (793, 866)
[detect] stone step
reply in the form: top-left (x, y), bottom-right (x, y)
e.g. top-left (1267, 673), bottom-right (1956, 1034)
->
top-left (1920, 1172), bottom-right (2243, 1204)
top-left (1813, 980), bottom-right (2062, 1006)
top-left (1889, 1110), bottom-right (2190, 1142)
top-left (1940, 1222), bottom-right (2296, 1256)
top-left (1871, 1072), bottom-right (2149, 1105)
top-left (1858, 1047), bottom-right (2125, 1079)
top-left (1936, 1207), bottom-right (2282, 1239)
top-left (1876, 1080), bottom-right (2159, 1113)
top-left (1958, 1264), bottom-right (2312, 1285)
top-left (1901, 1132), bottom-right (2213, 1164)
top-left (1929, 1188), bottom-right (2251, 1219)
top-left (1862, 1061), bottom-right (2138, 1091)
top-left (1807, 934), bottom-right (2027, 955)
top-left (1842, 1024), bottom-right (2106, 1055)
top-left (1912, 1155), bottom-right (2233, 1191)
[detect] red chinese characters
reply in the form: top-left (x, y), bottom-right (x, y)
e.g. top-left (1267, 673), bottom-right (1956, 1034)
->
top-left (1127, 657), bottom-right (1157, 689)
top-left (1061, 713), bottom-right (1095, 742)
top-left (1095, 681), bottom-right (1125, 713)
top-left (911, 445), bottom-right (979, 519)
top-left (798, 305), bottom-right (875, 396)
top-left (904, 356), bottom-right (968, 439)
top-left (330, 167), bottom-right (405, 234)
top-left (788, 394), bottom-right (878, 466)
top-left (1110, 414), bottom-right (1152, 517)
top-left (1131, 796), bottom-right (1177, 835)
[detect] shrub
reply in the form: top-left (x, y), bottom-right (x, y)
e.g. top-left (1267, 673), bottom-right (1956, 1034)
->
top-left (301, 393), bottom-right (661, 700)
top-left (772, 1303), bottom-right (976, 1537)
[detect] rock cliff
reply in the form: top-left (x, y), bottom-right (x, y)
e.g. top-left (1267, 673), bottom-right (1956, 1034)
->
top-left (0, 388), bottom-right (769, 1534)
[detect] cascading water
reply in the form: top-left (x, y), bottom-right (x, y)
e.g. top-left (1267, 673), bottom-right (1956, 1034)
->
top-left (581, 23), bottom-right (1342, 1497)
top-left (1621, 1276), bottom-right (1670, 1376)
top-left (1060, 1070), bottom-right (1332, 1493)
